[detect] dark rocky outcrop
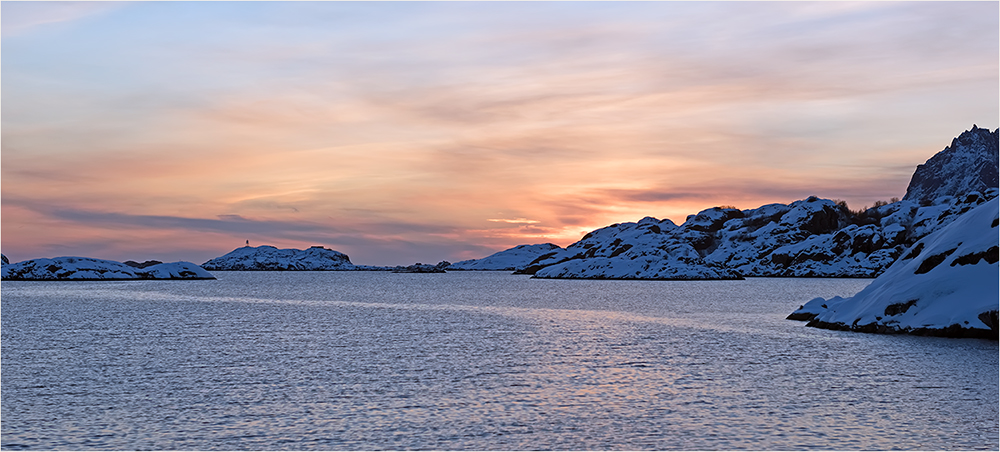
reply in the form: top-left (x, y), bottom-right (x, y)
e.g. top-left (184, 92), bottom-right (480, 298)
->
top-left (903, 125), bottom-right (998, 204)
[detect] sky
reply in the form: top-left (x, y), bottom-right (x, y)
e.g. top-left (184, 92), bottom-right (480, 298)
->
top-left (2, 1), bottom-right (998, 266)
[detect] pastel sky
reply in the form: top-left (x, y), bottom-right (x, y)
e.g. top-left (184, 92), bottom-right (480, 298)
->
top-left (2, 1), bottom-right (998, 266)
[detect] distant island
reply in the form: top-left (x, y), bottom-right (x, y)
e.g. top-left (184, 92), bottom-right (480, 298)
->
top-left (202, 244), bottom-right (450, 273)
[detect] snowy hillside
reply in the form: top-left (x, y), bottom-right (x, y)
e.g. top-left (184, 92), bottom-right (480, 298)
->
top-left (903, 125), bottom-right (998, 203)
top-left (1, 257), bottom-right (215, 280)
top-left (701, 190), bottom-right (995, 277)
top-left (202, 245), bottom-right (375, 271)
top-left (449, 243), bottom-right (562, 271)
top-left (787, 198), bottom-right (998, 338)
top-left (522, 217), bottom-right (742, 280)
top-left (508, 190), bottom-right (994, 280)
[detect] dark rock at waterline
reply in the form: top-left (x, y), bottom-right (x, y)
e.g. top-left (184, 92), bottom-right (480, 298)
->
top-left (785, 311), bottom-right (818, 321)
top-left (804, 318), bottom-right (997, 339)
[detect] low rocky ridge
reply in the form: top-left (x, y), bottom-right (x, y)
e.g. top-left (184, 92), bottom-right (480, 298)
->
top-left (449, 243), bottom-right (563, 271)
top-left (1, 257), bottom-right (215, 280)
top-left (392, 261), bottom-right (450, 273)
top-left (202, 245), bottom-right (386, 271)
top-left (787, 198), bottom-right (998, 339)
top-left (503, 126), bottom-right (998, 280)
top-left (124, 260), bottom-right (163, 269)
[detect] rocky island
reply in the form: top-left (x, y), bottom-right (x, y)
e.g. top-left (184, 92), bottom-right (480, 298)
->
top-left (202, 245), bottom-right (386, 271)
top-left (202, 244), bottom-right (446, 273)
top-left (1, 256), bottom-right (215, 281)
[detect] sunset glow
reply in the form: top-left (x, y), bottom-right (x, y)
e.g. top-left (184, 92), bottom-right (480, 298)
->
top-left (3, 1), bottom-right (998, 265)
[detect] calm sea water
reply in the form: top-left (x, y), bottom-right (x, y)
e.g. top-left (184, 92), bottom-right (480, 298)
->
top-left (2, 272), bottom-right (997, 450)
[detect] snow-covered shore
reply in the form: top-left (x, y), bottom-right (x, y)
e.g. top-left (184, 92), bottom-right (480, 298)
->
top-left (787, 198), bottom-right (998, 339)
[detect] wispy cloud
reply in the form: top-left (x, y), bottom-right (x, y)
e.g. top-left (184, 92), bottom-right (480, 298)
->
top-left (487, 218), bottom-right (540, 224)
top-left (1, 1), bottom-right (123, 37)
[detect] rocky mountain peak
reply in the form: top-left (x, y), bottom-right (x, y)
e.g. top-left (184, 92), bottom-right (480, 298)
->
top-left (903, 126), bottom-right (999, 204)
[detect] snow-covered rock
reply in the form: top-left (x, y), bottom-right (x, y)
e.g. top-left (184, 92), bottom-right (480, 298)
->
top-left (449, 243), bottom-right (562, 271)
top-left (701, 191), bottom-right (996, 277)
top-left (903, 125), bottom-right (998, 204)
top-left (787, 198), bottom-right (999, 338)
top-left (510, 190), bottom-right (995, 280)
top-left (702, 197), bottom-right (862, 276)
top-left (202, 245), bottom-right (374, 271)
top-left (521, 217), bottom-right (742, 280)
top-left (1, 257), bottom-right (215, 280)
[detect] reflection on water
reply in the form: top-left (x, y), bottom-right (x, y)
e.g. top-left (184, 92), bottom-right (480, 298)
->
top-left (2, 272), bottom-right (997, 450)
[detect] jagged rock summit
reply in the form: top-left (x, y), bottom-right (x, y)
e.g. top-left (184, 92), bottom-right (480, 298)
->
top-left (903, 125), bottom-right (998, 204)
top-left (202, 245), bottom-right (370, 271)
top-left (449, 243), bottom-right (563, 271)
top-left (787, 198), bottom-right (998, 339)
top-left (1, 257), bottom-right (215, 281)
